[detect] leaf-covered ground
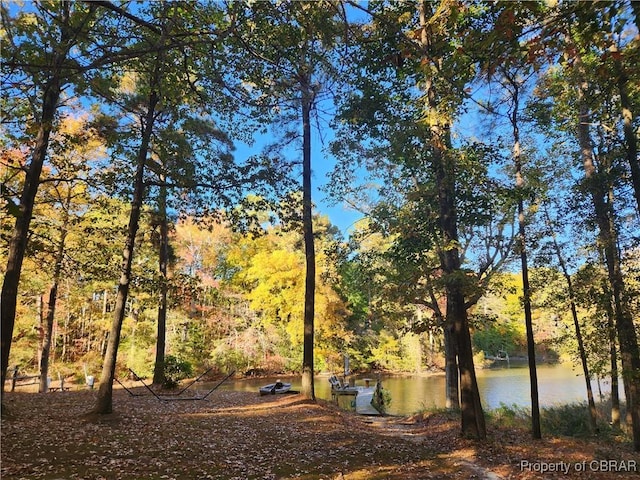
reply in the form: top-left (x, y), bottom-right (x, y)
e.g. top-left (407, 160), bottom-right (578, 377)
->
top-left (1, 384), bottom-right (638, 479)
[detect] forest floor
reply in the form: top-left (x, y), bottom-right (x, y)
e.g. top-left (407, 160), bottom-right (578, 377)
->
top-left (1, 383), bottom-right (638, 480)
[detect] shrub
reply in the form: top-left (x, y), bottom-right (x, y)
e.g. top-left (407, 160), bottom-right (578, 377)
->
top-left (541, 402), bottom-right (616, 438)
top-left (372, 382), bottom-right (392, 415)
top-left (487, 401), bottom-right (620, 439)
top-left (163, 355), bottom-right (193, 389)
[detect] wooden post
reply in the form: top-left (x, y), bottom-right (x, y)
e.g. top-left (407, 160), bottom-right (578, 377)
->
top-left (10, 366), bottom-right (19, 391)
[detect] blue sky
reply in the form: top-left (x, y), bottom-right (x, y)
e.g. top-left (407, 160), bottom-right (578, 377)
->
top-left (234, 126), bottom-right (365, 238)
top-left (309, 133), bottom-right (365, 236)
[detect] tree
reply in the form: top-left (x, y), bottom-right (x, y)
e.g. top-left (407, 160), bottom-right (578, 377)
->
top-left (465, 0), bottom-right (639, 440)
top-left (530, 0), bottom-right (640, 449)
top-left (489, 60), bottom-right (542, 439)
top-left (31, 114), bottom-right (103, 392)
top-left (91, 1), bottom-right (174, 413)
top-left (151, 180), bottom-right (169, 386)
top-left (223, 214), bottom-right (350, 374)
top-left (1, 0), bottom-right (167, 395)
top-left (608, 3), bottom-right (640, 214)
top-left (93, 78), bottom-right (160, 413)
top-left (577, 80), bottom-right (640, 449)
top-left (89, 0), bottom-right (286, 410)
top-left (1, 0), bottom-right (101, 396)
top-left (228, 1), bottom-right (347, 400)
top-left (330, 0), bottom-right (491, 438)
top-left (418, 0), bottom-right (484, 438)
top-left (540, 203), bottom-right (598, 432)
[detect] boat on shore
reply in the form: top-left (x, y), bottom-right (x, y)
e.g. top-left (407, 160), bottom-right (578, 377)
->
top-left (259, 381), bottom-right (292, 395)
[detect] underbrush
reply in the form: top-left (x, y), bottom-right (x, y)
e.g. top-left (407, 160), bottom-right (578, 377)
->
top-left (413, 397), bottom-right (631, 442)
top-left (486, 398), bottom-right (630, 440)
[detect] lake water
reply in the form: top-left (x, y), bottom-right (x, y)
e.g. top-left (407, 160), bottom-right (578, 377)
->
top-left (217, 363), bottom-right (613, 416)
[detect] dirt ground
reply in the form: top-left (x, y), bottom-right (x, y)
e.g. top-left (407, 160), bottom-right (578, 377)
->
top-left (1, 384), bottom-right (638, 479)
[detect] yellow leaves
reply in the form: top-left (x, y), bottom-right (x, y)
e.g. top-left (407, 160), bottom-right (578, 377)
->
top-left (118, 70), bottom-right (139, 95)
top-left (245, 247), bottom-right (304, 322)
top-left (418, 105), bottom-right (453, 133)
top-left (222, 225), bottom-right (350, 351)
top-left (60, 115), bottom-right (103, 153)
top-left (371, 330), bottom-right (402, 370)
top-left (442, 239), bottom-right (461, 252)
top-left (397, 11), bottom-right (413, 25)
top-left (59, 115), bottom-right (85, 136)
top-left (0, 10), bottom-right (37, 41)
top-left (16, 11), bottom-right (38, 28)
top-left (171, 216), bottom-right (350, 360)
top-left (54, 113), bottom-right (107, 163)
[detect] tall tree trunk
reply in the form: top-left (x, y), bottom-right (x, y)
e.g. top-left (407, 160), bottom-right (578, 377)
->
top-left (153, 180), bottom-right (169, 386)
top-left (604, 287), bottom-right (621, 428)
top-left (509, 78), bottom-right (541, 439)
top-left (300, 83), bottom-right (316, 401)
top-left (420, 1), bottom-right (484, 438)
top-left (542, 205), bottom-right (597, 432)
top-left (39, 210), bottom-right (70, 393)
top-left (1, 77), bottom-right (62, 396)
top-left (92, 90), bottom-right (159, 414)
top-left (578, 78), bottom-right (640, 451)
top-left (611, 50), bottom-right (640, 214)
top-left (444, 324), bottom-right (459, 409)
top-left (431, 89), bottom-right (485, 438)
top-left (518, 186), bottom-right (542, 439)
top-left (1, 0), bottom-right (96, 397)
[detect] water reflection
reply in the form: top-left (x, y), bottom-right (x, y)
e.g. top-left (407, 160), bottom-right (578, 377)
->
top-left (477, 364), bottom-right (597, 410)
top-left (216, 363), bottom-right (613, 416)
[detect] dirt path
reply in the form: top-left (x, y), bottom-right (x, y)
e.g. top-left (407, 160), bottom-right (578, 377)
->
top-left (1, 387), bottom-right (637, 479)
top-left (361, 416), bottom-right (505, 479)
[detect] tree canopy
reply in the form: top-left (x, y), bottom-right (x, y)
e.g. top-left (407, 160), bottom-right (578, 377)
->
top-left (1, 0), bottom-right (639, 450)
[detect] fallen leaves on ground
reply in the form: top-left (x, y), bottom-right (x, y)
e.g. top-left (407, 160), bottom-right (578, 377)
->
top-left (1, 385), bottom-right (637, 479)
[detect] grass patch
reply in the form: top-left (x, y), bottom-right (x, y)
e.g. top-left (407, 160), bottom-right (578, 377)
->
top-left (486, 402), bottom-right (530, 429)
top-left (486, 398), bottom-right (630, 440)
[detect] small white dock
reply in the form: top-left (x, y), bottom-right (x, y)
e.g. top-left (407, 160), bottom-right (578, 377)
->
top-left (329, 375), bottom-right (383, 416)
top-left (354, 388), bottom-right (381, 415)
